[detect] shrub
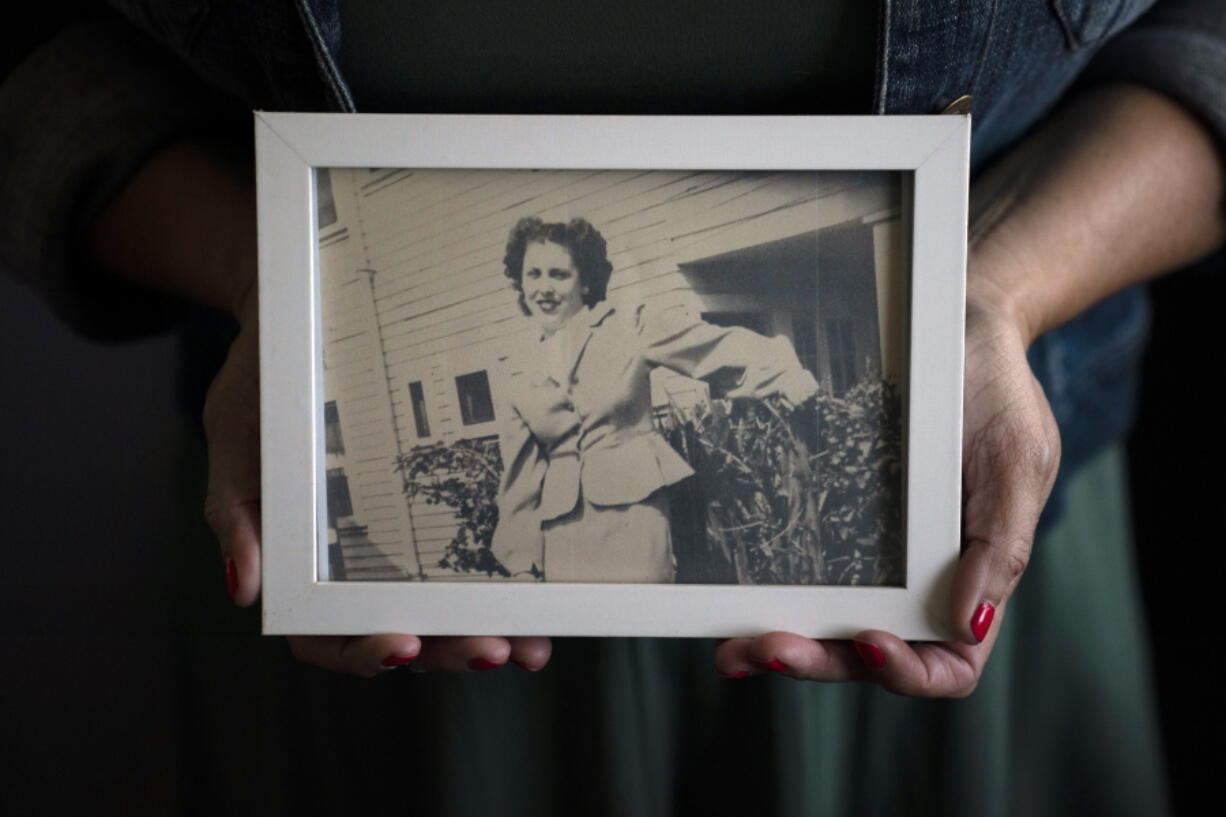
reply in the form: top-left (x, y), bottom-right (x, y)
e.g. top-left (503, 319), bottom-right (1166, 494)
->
top-left (395, 437), bottom-right (509, 578)
top-left (397, 373), bottom-right (902, 586)
top-left (809, 377), bottom-right (904, 585)
top-left (661, 398), bottom-right (821, 584)
top-left (663, 375), bottom-right (903, 586)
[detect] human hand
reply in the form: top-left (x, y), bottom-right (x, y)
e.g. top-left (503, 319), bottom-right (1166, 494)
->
top-left (710, 83), bottom-right (1226, 693)
top-left (713, 286), bottom-right (1060, 695)
top-left (727, 353), bottom-right (819, 411)
top-left (102, 139), bottom-right (560, 678)
top-left (776, 367), bottom-right (820, 411)
top-left (200, 291), bottom-right (552, 676)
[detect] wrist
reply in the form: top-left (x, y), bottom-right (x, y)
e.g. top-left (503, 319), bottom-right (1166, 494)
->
top-left (966, 176), bottom-right (1048, 348)
top-left (965, 246), bottom-right (1044, 349)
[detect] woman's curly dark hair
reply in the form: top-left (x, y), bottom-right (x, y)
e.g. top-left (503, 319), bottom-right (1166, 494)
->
top-left (503, 216), bottom-right (614, 316)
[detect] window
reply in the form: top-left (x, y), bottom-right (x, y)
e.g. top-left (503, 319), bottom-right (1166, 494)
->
top-left (326, 467), bottom-right (353, 525)
top-left (826, 314), bottom-right (858, 395)
top-left (324, 400), bottom-right (345, 454)
top-left (455, 370), bottom-right (495, 426)
top-left (790, 315), bottom-right (819, 378)
top-left (408, 380), bottom-right (431, 438)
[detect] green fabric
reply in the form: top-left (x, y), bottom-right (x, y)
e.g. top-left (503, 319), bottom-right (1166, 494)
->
top-left (179, 445), bottom-right (1167, 815)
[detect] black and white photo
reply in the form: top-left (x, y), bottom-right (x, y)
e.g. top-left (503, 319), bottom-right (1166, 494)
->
top-left (318, 168), bottom-right (908, 586)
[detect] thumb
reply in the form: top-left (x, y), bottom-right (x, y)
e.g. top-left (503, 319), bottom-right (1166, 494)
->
top-left (202, 326), bottom-right (262, 607)
top-left (952, 368), bottom-right (1060, 644)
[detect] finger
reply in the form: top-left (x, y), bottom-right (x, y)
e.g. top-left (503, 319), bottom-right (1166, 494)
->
top-left (956, 380), bottom-right (1059, 643)
top-left (849, 630), bottom-right (988, 698)
top-left (202, 331), bottom-right (262, 607)
top-left (713, 637), bottom-right (756, 678)
top-left (414, 636), bottom-right (514, 673)
top-left (507, 637), bottom-right (552, 671)
top-left (710, 637), bottom-right (751, 678)
top-left (288, 633), bottom-right (422, 678)
top-left (203, 433), bottom-right (261, 607)
top-left (714, 632), bottom-right (867, 682)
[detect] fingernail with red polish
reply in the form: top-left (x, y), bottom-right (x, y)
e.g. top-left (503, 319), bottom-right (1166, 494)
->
top-left (971, 602), bottom-right (996, 643)
top-left (224, 559), bottom-right (238, 600)
top-left (751, 658), bottom-right (789, 673)
top-left (468, 657), bottom-right (504, 672)
top-left (381, 654), bottom-right (417, 669)
top-left (719, 670), bottom-right (751, 679)
top-left (853, 640), bottom-right (886, 669)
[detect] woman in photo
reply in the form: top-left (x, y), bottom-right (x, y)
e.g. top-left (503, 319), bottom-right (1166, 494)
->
top-left (491, 215), bottom-right (819, 582)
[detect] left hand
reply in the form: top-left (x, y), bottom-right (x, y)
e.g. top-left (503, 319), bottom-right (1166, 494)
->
top-left (713, 285), bottom-right (1060, 696)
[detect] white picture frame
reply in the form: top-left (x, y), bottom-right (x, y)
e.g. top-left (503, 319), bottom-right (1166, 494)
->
top-left (256, 113), bottom-right (967, 639)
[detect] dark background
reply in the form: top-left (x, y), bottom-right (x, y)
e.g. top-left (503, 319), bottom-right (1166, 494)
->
top-left (1126, 254), bottom-right (1223, 814)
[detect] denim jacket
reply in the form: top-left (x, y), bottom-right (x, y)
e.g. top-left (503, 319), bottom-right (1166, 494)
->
top-left (2, 0), bottom-right (1223, 520)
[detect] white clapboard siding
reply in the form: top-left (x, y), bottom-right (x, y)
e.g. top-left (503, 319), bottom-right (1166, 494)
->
top-left (319, 173), bottom-right (421, 579)
top-left (319, 166), bottom-right (897, 581)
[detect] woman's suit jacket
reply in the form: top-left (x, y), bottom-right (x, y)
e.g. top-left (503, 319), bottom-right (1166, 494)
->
top-left (490, 300), bottom-right (814, 575)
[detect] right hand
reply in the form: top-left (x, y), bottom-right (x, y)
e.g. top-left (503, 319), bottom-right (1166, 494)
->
top-left (776, 367), bottom-right (820, 411)
top-left (202, 287), bottom-right (552, 677)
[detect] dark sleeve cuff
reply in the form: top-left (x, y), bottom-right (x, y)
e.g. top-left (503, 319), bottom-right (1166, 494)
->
top-left (0, 20), bottom-right (233, 341)
top-left (1079, 0), bottom-right (1226, 151)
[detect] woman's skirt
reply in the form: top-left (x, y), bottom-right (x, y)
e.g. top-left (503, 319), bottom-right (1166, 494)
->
top-left (542, 490), bottom-right (675, 583)
top-left (156, 443), bottom-right (1168, 816)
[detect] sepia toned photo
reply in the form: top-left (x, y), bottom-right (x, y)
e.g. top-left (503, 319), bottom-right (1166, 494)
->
top-left (317, 167), bottom-right (909, 587)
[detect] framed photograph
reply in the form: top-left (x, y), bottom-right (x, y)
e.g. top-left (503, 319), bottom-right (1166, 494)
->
top-left (256, 113), bottom-right (967, 639)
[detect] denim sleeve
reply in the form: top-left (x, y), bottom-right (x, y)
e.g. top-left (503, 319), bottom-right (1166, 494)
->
top-left (0, 20), bottom-right (226, 340)
top-left (1080, 0), bottom-right (1226, 148)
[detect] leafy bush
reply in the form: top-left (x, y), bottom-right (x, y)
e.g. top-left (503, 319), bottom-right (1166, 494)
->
top-left (661, 398), bottom-right (820, 584)
top-left (396, 373), bottom-right (902, 586)
top-left (662, 374), bottom-right (903, 586)
top-left (395, 437), bottom-right (509, 578)
top-left (810, 377), bottom-right (904, 585)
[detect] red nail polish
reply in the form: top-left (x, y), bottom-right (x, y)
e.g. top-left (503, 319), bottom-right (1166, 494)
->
top-left (381, 654), bottom-right (417, 668)
top-left (468, 657), bottom-right (504, 672)
top-left (853, 640), bottom-right (886, 669)
top-left (971, 602), bottom-right (996, 643)
top-left (224, 559), bottom-right (238, 600)
top-left (719, 670), bottom-right (751, 679)
top-left (751, 658), bottom-right (788, 673)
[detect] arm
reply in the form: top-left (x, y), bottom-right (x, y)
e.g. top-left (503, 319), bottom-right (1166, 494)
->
top-left (0, 20), bottom-right (226, 338)
top-left (974, 0), bottom-right (1226, 346)
top-left (715, 83), bottom-right (1224, 693)
top-left (967, 85), bottom-right (1224, 347)
top-left (91, 139), bottom-right (556, 672)
top-left (1, 10), bottom-right (550, 677)
top-left (91, 141), bottom-right (554, 674)
top-left (635, 304), bottom-right (818, 407)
